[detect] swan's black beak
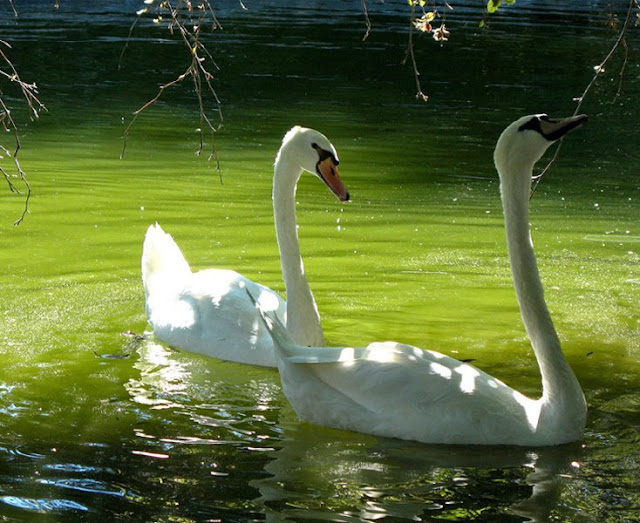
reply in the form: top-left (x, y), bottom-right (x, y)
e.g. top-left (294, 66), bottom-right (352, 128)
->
top-left (316, 156), bottom-right (350, 202)
top-left (539, 114), bottom-right (588, 142)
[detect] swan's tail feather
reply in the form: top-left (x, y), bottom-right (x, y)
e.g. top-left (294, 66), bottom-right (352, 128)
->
top-left (246, 287), bottom-right (353, 364)
top-left (141, 223), bottom-right (191, 294)
top-left (245, 287), bottom-right (297, 356)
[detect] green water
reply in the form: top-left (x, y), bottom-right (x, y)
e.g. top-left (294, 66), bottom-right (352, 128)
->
top-left (1, 1), bottom-right (639, 520)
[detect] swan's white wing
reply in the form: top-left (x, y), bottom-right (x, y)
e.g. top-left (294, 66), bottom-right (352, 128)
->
top-left (278, 341), bottom-right (538, 445)
top-left (304, 341), bottom-right (515, 409)
top-left (149, 268), bottom-right (285, 367)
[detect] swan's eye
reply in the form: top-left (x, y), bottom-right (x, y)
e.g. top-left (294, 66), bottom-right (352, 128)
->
top-left (518, 117), bottom-right (543, 134)
top-left (312, 144), bottom-right (340, 166)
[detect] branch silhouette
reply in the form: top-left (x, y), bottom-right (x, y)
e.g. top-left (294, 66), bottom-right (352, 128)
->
top-left (120, 0), bottom-right (224, 174)
top-left (0, 39), bottom-right (46, 224)
top-left (531, 0), bottom-right (639, 198)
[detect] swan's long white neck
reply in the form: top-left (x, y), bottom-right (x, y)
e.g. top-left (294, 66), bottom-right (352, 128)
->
top-left (273, 155), bottom-right (324, 346)
top-left (498, 155), bottom-right (583, 409)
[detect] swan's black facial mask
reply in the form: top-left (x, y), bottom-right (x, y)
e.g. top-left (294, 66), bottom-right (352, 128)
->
top-left (519, 114), bottom-right (589, 142)
top-left (312, 143), bottom-right (340, 173)
top-left (311, 143), bottom-right (350, 202)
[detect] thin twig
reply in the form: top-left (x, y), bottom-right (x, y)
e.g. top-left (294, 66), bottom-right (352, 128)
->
top-left (7, 0), bottom-right (18, 17)
top-left (530, 0), bottom-right (636, 198)
top-left (616, 37), bottom-right (629, 97)
top-left (0, 42), bottom-right (46, 118)
top-left (1, 38), bottom-right (45, 224)
top-left (121, 69), bottom-right (190, 159)
top-left (0, 122), bottom-right (32, 225)
top-left (118, 15), bottom-right (139, 71)
top-left (203, 0), bottom-right (223, 30)
top-left (402, 2), bottom-right (429, 102)
top-left (11, 154), bottom-right (31, 226)
top-left (120, 0), bottom-right (223, 172)
top-left (361, 0), bottom-right (371, 41)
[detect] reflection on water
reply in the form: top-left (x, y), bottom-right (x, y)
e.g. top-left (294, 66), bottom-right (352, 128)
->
top-left (127, 341), bottom-right (192, 408)
top-left (1, 496), bottom-right (89, 514)
top-left (251, 421), bottom-right (581, 522)
top-left (0, 0), bottom-right (639, 520)
top-left (127, 338), bottom-right (282, 444)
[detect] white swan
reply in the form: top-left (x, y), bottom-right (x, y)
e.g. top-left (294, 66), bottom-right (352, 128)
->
top-left (142, 126), bottom-right (349, 368)
top-left (254, 114), bottom-right (588, 446)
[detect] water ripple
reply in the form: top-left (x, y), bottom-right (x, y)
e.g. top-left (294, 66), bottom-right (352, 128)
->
top-left (37, 477), bottom-right (142, 502)
top-left (0, 495), bottom-right (89, 513)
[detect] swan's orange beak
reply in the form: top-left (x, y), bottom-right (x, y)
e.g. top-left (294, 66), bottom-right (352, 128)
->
top-left (317, 157), bottom-right (350, 202)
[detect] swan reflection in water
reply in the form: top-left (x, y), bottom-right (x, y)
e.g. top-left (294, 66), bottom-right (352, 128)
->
top-left (124, 338), bottom-right (282, 442)
top-left (125, 341), bottom-right (192, 409)
top-left (251, 421), bottom-right (582, 522)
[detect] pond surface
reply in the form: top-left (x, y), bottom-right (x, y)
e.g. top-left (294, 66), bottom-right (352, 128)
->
top-left (1, 0), bottom-right (639, 521)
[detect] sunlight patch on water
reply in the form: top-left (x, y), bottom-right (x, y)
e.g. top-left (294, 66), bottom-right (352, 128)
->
top-left (126, 341), bottom-right (191, 408)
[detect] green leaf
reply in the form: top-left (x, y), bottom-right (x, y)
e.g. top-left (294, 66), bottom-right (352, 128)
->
top-left (487, 0), bottom-right (500, 14)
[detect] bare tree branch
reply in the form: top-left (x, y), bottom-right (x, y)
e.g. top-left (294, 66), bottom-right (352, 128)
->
top-left (402, 1), bottom-right (429, 102)
top-left (120, 0), bottom-right (223, 171)
top-left (531, 0), bottom-right (638, 198)
top-left (0, 39), bottom-right (46, 224)
top-left (118, 15), bottom-right (140, 71)
top-left (7, 0), bottom-right (18, 18)
top-left (400, 1), bottom-right (452, 102)
top-left (361, 0), bottom-right (371, 42)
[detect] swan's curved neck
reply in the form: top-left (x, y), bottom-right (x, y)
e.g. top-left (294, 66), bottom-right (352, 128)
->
top-left (499, 158), bottom-right (582, 407)
top-left (273, 156), bottom-right (324, 346)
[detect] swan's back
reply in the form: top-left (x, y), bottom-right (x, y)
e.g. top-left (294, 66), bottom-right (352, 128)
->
top-left (278, 341), bottom-right (548, 445)
top-left (154, 269), bottom-right (284, 367)
top-left (141, 223), bottom-right (282, 367)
